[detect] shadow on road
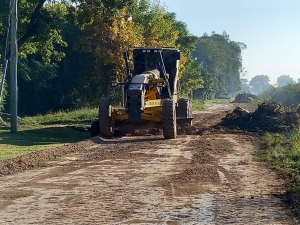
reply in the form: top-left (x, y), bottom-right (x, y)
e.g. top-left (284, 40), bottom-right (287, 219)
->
top-left (90, 135), bottom-right (166, 145)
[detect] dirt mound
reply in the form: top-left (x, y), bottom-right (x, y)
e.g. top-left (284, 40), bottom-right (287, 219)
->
top-left (220, 102), bottom-right (300, 132)
top-left (232, 92), bottom-right (257, 103)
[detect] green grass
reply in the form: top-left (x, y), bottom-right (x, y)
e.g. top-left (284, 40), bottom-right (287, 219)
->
top-left (261, 130), bottom-right (300, 214)
top-left (0, 107), bottom-right (98, 160)
top-left (192, 99), bottom-right (205, 110)
top-left (20, 107), bottom-right (98, 126)
top-left (192, 98), bottom-right (230, 110)
top-left (262, 131), bottom-right (300, 180)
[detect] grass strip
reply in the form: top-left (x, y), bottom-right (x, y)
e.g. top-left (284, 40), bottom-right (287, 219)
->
top-left (0, 107), bottom-right (98, 160)
top-left (261, 130), bottom-right (300, 215)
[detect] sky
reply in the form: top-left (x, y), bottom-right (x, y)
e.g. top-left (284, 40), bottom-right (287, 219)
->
top-left (162, 0), bottom-right (300, 85)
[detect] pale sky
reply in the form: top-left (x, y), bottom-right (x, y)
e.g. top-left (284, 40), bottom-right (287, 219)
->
top-left (162, 0), bottom-right (300, 85)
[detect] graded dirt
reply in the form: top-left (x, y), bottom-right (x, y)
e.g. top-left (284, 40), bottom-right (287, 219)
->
top-left (0, 102), bottom-right (298, 224)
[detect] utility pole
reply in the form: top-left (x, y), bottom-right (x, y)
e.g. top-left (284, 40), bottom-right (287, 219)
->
top-left (10, 0), bottom-right (18, 133)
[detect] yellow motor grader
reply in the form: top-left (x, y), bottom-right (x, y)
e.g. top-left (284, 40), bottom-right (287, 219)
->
top-left (91, 47), bottom-right (193, 139)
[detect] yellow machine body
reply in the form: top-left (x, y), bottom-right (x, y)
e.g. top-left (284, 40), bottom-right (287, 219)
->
top-left (112, 76), bottom-right (177, 123)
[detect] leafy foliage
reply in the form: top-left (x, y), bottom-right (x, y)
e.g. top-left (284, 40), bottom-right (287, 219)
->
top-left (249, 75), bottom-right (270, 95)
top-left (0, 73), bottom-right (7, 111)
top-left (79, 1), bottom-right (200, 103)
top-left (0, 0), bottom-right (246, 115)
top-left (277, 74), bottom-right (295, 87)
top-left (240, 78), bottom-right (250, 92)
top-left (260, 83), bottom-right (300, 109)
top-left (193, 32), bottom-right (246, 98)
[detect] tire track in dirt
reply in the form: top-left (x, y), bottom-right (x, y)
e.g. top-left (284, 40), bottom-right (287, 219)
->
top-left (0, 134), bottom-right (298, 224)
top-left (0, 103), bottom-right (298, 224)
top-left (211, 134), bottom-right (297, 225)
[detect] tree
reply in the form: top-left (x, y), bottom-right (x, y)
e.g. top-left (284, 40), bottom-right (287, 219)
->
top-left (172, 17), bottom-right (203, 94)
top-left (0, 0), bottom-right (247, 115)
top-left (75, 0), bottom-right (135, 27)
top-left (249, 75), bottom-right (270, 95)
top-left (80, 0), bottom-right (202, 103)
top-left (1, 0), bottom-right (69, 114)
top-left (277, 75), bottom-right (295, 87)
top-left (0, 0), bottom-right (137, 114)
top-left (240, 78), bottom-right (250, 92)
top-left (193, 32), bottom-right (246, 97)
top-left (0, 0), bottom-right (70, 63)
top-left (179, 59), bottom-right (203, 95)
top-left (260, 83), bottom-right (300, 108)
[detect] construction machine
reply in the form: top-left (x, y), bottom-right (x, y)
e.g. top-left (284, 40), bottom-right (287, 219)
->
top-left (91, 47), bottom-right (193, 139)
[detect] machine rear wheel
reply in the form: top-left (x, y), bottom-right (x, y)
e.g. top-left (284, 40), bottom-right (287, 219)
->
top-left (99, 97), bottom-right (114, 138)
top-left (162, 99), bottom-right (177, 139)
top-left (177, 98), bottom-right (193, 126)
top-left (90, 120), bottom-right (100, 137)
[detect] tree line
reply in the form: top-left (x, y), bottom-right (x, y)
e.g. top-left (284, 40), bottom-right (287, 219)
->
top-left (0, 0), bottom-right (246, 116)
top-left (241, 74), bottom-right (300, 95)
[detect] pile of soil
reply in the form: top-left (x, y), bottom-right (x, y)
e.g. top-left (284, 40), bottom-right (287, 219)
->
top-left (220, 101), bottom-right (299, 132)
top-left (232, 92), bottom-right (257, 103)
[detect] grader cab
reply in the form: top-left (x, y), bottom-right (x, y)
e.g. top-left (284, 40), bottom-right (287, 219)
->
top-left (91, 47), bottom-right (193, 139)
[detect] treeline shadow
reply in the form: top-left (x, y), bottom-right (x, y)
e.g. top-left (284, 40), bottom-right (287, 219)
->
top-left (38, 119), bottom-right (94, 126)
top-left (0, 126), bottom-right (89, 146)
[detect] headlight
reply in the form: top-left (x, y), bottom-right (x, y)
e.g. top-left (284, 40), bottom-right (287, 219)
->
top-left (111, 82), bottom-right (118, 87)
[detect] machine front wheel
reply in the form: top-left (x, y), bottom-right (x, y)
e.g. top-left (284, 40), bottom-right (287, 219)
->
top-left (162, 99), bottom-right (177, 139)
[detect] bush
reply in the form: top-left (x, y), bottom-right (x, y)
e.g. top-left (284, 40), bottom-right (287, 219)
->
top-left (0, 73), bottom-right (8, 112)
top-left (260, 84), bottom-right (300, 110)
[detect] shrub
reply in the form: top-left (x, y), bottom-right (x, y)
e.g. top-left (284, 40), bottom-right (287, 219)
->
top-left (260, 84), bottom-right (300, 110)
top-left (0, 73), bottom-right (8, 111)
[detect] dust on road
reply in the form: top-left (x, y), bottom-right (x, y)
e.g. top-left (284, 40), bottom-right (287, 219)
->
top-left (0, 103), bottom-right (298, 224)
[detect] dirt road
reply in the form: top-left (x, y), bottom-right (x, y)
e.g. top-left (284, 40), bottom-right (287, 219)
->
top-left (0, 103), bottom-right (298, 224)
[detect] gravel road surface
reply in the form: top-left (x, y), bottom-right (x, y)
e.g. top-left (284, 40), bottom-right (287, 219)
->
top-left (0, 103), bottom-right (298, 224)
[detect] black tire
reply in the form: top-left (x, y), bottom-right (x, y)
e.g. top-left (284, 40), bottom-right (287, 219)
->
top-left (177, 99), bottom-right (187, 118)
top-left (177, 98), bottom-right (192, 117)
top-left (99, 97), bottom-right (114, 138)
top-left (90, 120), bottom-right (100, 137)
top-left (177, 98), bottom-right (193, 125)
top-left (162, 99), bottom-right (177, 139)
